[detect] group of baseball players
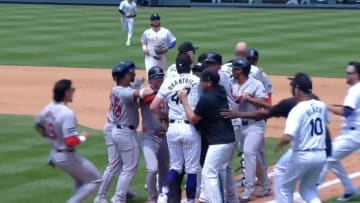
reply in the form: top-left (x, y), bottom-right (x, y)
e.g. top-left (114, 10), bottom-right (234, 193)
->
top-left (33, 1), bottom-right (360, 203)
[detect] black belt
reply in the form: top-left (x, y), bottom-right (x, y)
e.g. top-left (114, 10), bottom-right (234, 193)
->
top-left (169, 119), bottom-right (190, 124)
top-left (56, 148), bottom-right (75, 153)
top-left (242, 119), bottom-right (261, 126)
top-left (116, 124), bottom-right (135, 130)
top-left (295, 149), bottom-right (325, 152)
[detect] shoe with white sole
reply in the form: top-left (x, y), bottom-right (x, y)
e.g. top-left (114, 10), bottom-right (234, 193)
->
top-left (337, 192), bottom-right (358, 202)
top-left (157, 193), bottom-right (168, 203)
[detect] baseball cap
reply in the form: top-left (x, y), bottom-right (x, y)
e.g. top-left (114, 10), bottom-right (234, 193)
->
top-left (288, 72), bottom-right (312, 94)
top-left (192, 62), bottom-right (205, 72)
top-left (150, 13), bottom-right (160, 21)
top-left (247, 48), bottom-right (259, 60)
top-left (178, 42), bottom-right (198, 53)
top-left (204, 52), bottom-right (222, 65)
top-left (200, 69), bottom-right (220, 85)
top-left (176, 53), bottom-right (192, 69)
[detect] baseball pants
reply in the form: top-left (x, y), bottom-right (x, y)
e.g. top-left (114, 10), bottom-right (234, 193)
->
top-left (144, 55), bottom-right (166, 72)
top-left (318, 131), bottom-right (360, 194)
top-left (121, 17), bottom-right (134, 42)
top-left (237, 121), bottom-right (268, 197)
top-left (202, 143), bottom-right (235, 203)
top-left (280, 150), bottom-right (325, 203)
top-left (142, 133), bottom-right (169, 201)
top-left (51, 149), bottom-right (101, 203)
top-left (111, 127), bottom-right (140, 203)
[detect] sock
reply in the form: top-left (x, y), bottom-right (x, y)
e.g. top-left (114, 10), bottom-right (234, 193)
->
top-left (186, 173), bottom-right (197, 199)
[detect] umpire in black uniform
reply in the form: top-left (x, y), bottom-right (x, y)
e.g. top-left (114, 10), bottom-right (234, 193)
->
top-left (178, 69), bottom-right (236, 203)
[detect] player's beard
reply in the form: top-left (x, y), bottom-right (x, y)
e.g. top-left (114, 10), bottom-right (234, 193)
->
top-left (151, 22), bottom-right (161, 28)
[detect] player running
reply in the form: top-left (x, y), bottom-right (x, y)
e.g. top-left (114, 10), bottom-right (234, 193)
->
top-left (318, 61), bottom-right (360, 201)
top-left (35, 79), bottom-right (101, 203)
top-left (141, 13), bottom-right (176, 72)
top-left (118, 0), bottom-right (137, 46)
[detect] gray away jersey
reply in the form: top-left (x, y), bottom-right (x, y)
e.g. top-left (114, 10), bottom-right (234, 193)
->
top-left (232, 77), bottom-right (268, 112)
top-left (36, 102), bottom-right (79, 150)
top-left (156, 73), bottom-right (200, 120)
top-left (110, 85), bottom-right (139, 128)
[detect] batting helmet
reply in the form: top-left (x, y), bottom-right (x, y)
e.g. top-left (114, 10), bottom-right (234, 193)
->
top-left (229, 58), bottom-right (251, 75)
top-left (247, 48), bottom-right (259, 65)
top-left (112, 60), bottom-right (136, 81)
top-left (148, 66), bottom-right (165, 79)
top-left (204, 52), bottom-right (222, 65)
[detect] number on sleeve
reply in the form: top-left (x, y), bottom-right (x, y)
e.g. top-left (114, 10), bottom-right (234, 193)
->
top-left (310, 117), bottom-right (323, 136)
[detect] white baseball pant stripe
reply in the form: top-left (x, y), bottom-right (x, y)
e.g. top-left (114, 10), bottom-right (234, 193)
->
top-left (280, 150), bottom-right (326, 203)
top-left (96, 123), bottom-right (122, 200)
top-left (142, 134), bottom-right (169, 201)
top-left (202, 143), bottom-right (235, 203)
top-left (318, 132), bottom-right (360, 194)
top-left (166, 123), bottom-right (201, 174)
top-left (111, 128), bottom-right (140, 203)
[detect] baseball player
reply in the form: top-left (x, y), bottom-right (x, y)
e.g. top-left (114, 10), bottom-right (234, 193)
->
top-left (141, 13), bottom-right (176, 72)
top-left (110, 60), bottom-right (154, 203)
top-left (150, 53), bottom-right (201, 203)
top-left (118, 0), bottom-right (137, 46)
top-left (166, 42), bottom-right (198, 78)
top-left (275, 73), bottom-right (329, 203)
top-left (140, 66), bottom-right (170, 203)
top-left (178, 69), bottom-right (236, 203)
top-left (34, 79), bottom-right (101, 203)
top-left (230, 58), bottom-right (271, 202)
top-left (318, 61), bottom-right (360, 201)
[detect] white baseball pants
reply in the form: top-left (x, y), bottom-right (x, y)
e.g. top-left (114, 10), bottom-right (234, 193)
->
top-left (318, 131), bottom-right (360, 194)
top-left (144, 55), bottom-right (166, 73)
top-left (111, 127), bottom-right (140, 203)
top-left (280, 150), bottom-right (326, 203)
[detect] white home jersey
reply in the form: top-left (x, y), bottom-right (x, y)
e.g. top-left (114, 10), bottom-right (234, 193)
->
top-left (110, 86), bottom-right (139, 128)
top-left (119, 0), bottom-right (137, 16)
top-left (141, 27), bottom-right (176, 57)
top-left (284, 99), bottom-right (330, 151)
top-left (156, 73), bottom-right (200, 120)
top-left (36, 102), bottom-right (79, 150)
top-left (166, 63), bottom-right (178, 78)
top-left (343, 82), bottom-right (360, 130)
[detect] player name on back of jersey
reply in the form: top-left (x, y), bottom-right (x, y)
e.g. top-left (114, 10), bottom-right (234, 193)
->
top-left (167, 77), bottom-right (197, 91)
top-left (306, 103), bottom-right (323, 117)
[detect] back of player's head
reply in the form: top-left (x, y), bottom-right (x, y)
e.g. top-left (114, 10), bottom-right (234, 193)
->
top-left (200, 69), bottom-right (220, 86)
top-left (349, 61), bottom-right (360, 78)
top-left (176, 53), bottom-right (192, 74)
top-left (53, 79), bottom-right (72, 102)
top-left (288, 72), bottom-right (312, 94)
top-left (197, 52), bottom-right (208, 63)
top-left (204, 52), bottom-right (222, 66)
top-left (247, 48), bottom-right (259, 65)
top-left (229, 58), bottom-right (251, 75)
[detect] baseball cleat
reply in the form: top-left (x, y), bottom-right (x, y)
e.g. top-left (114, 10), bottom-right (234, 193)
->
top-left (336, 192), bottom-right (358, 202)
top-left (126, 191), bottom-right (136, 200)
top-left (157, 193), bottom-right (168, 203)
top-left (126, 41), bottom-right (131, 46)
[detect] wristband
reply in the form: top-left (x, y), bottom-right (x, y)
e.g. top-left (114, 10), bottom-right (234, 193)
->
top-left (142, 45), bottom-right (147, 52)
top-left (79, 135), bottom-right (87, 142)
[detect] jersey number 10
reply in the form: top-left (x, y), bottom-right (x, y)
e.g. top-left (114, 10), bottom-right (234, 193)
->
top-left (310, 117), bottom-right (324, 136)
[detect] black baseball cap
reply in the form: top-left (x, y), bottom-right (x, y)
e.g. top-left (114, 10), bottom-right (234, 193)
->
top-left (288, 72), bottom-right (312, 94)
top-left (204, 52), bottom-right (222, 65)
top-left (200, 69), bottom-right (220, 85)
top-left (192, 62), bottom-right (205, 72)
top-left (178, 42), bottom-right (198, 53)
top-left (150, 13), bottom-right (160, 21)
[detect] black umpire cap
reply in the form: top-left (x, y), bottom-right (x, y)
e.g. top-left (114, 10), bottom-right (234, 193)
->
top-left (178, 42), bottom-right (198, 53)
top-left (288, 72), bottom-right (313, 94)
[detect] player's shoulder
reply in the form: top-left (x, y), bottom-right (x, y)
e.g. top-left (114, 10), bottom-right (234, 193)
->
top-left (251, 65), bottom-right (261, 72)
top-left (349, 82), bottom-right (360, 93)
top-left (248, 77), bottom-right (263, 86)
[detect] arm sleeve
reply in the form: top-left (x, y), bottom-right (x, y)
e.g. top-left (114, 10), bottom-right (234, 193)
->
top-left (119, 1), bottom-right (124, 10)
top-left (261, 72), bottom-right (273, 94)
top-left (284, 107), bottom-right (301, 137)
top-left (140, 31), bottom-right (147, 44)
top-left (255, 82), bottom-right (268, 99)
top-left (119, 88), bottom-right (136, 104)
top-left (156, 80), bottom-right (168, 100)
top-left (62, 112), bottom-right (79, 139)
top-left (343, 87), bottom-right (357, 109)
top-left (343, 106), bottom-right (354, 118)
top-left (167, 31), bottom-right (176, 45)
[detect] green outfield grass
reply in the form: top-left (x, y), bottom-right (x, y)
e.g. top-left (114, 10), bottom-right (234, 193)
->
top-left (0, 4), bottom-right (359, 77)
top-left (0, 114), bottom-right (285, 203)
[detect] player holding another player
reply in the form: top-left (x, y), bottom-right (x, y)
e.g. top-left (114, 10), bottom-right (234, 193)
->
top-left (275, 73), bottom-right (329, 203)
top-left (35, 79), bottom-right (101, 203)
top-left (141, 13), bottom-right (176, 72)
top-left (150, 53), bottom-right (201, 203)
top-left (110, 60), bottom-right (154, 203)
top-left (318, 61), bottom-right (360, 201)
top-left (140, 66), bottom-right (170, 203)
top-left (118, 0), bottom-right (137, 46)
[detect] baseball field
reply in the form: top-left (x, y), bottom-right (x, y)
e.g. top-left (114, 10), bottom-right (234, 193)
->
top-left (0, 3), bottom-right (360, 203)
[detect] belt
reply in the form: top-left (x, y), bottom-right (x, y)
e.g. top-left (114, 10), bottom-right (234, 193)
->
top-left (294, 148), bottom-right (325, 152)
top-left (116, 124), bottom-right (135, 130)
top-left (56, 148), bottom-right (75, 153)
top-left (242, 119), bottom-right (261, 126)
top-left (169, 119), bottom-right (190, 124)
